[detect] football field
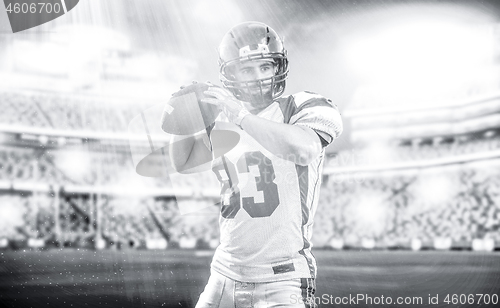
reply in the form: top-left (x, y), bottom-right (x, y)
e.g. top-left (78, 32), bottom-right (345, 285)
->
top-left (1, 249), bottom-right (499, 307)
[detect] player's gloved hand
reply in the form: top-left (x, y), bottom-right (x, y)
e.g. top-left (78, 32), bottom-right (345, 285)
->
top-left (202, 87), bottom-right (251, 127)
top-left (174, 81), bottom-right (217, 96)
top-left (173, 80), bottom-right (199, 95)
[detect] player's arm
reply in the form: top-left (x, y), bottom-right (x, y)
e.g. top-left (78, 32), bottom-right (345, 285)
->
top-left (239, 115), bottom-right (321, 165)
top-left (165, 81), bottom-right (215, 173)
top-left (169, 130), bottom-right (212, 173)
top-left (202, 88), bottom-right (341, 166)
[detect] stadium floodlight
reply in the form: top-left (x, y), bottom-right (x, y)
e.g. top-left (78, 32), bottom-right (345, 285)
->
top-left (54, 149), bottom-right (91, 183)
top-left (27, 238), bottom-right (45, 249)
top-left (483, 238), bottom-right (495, 252)
top-left (472, 238), bottom-right (484, 251)
top-left (473, 238), bottom-right (496, 252)
top-left (57, 137), bottom-right (67, 146)
top-left (410, 238), bottom-right (422, 251)
top-left (411, 172), bottom-right (458, 207)
top-left (348, 191), bottom-right (388, 237)
top-left (95, 237), bottom-right (106, 250)
top-left (38, 135), bottom-right (49, 145)
top-left (329, 238), bottom-right (344, 250)
top-left (361, 238), bottom-right (376, 250)
top-left (433, 237), bottom-right (452, 250)
top-left (0, 238), bottom-right (8, 248)
top-left (0, 202), bottom-right (24, 237)
top-left (146, 238), bottom-right (167, 250)
top-left (179, 236), bottom-right (197, 249)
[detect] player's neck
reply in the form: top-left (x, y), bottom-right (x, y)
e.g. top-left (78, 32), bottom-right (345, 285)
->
top-left (249, 107), bottom-right (264, 115)
top-left (248, 102), bottom-right (273, 115)
top-left (247, 98), bottom-right (274, 115)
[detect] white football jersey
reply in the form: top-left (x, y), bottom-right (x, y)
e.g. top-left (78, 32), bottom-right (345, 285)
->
top-left (209, 91), bottom-right (342, 283)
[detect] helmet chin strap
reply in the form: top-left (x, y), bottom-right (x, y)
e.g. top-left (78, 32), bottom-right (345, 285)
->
top-left (224, 78), bottom-right (275, 113)
top-left (244, 92), bottom-right (273, 114)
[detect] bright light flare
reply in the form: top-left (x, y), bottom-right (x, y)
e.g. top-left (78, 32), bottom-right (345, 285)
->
top-left (110, 196), bottom-right (145, 215)
top-left (53, 25), bottom-right (130, 52)
top-left (411, 172), bottom-right (458, 208)
top-left (343, 20), bottom-right (494, 86)
top-left (347, 192), bottom-right (389, 236)
top-left (362, 141), bottom-right (395, 165)
top-left (127, 54), bottom-right (165, 79)
top-left (193, 0), bottom-right (243, 26)
top-left (13, 40), bottom-right (67, 75)
top-left (0, 202), bottom-right (24, 232)
top-left (11, 25), bottom-right (130, 76)
top-left (55, 150), bottom-right (92, 182)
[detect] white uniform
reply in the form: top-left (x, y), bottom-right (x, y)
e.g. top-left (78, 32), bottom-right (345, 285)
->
top-left (209, 91), bottom-right (342, 283)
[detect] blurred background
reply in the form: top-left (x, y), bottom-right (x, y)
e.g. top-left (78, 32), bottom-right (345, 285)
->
top-left (1, 0), bottom-right (500, 307)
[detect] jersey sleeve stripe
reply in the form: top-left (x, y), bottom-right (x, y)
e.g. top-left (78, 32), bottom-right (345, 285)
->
top-left (295, 164), bottom-right (309, 226)
top-left (292, 91), bottom-right (323, 104)
top-left (296, 97), bottom-right (338, 113)
top-left (296, 164), bottom-right (316, 278)
top-left (295, 122), bottom-right (342, 143)
top-left (291, 105), bottom-right (343, 145)
top-left (315, 131), bottom-right (332, 147)
top-left (290, 106), bottom-right (340, 123)
top-left (277, 96), bottom-right (298, 124)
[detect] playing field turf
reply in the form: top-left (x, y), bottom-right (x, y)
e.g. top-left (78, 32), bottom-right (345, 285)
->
top-left (1, 249), bottom-right (499, 307)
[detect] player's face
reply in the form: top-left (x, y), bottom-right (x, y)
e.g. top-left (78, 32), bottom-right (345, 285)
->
top-left (232, 60), bottom-right (274, 84)
top-left (229, 60), bottom-right (275, 110)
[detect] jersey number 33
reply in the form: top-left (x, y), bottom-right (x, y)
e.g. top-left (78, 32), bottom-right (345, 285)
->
top-left (212, 151), bottom-right (280, 219)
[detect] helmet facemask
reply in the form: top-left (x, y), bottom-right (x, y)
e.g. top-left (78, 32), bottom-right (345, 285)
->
top-left (220, 54), bottom-right (288, 107)
top-left (217, 22), bottom-right (289, 110)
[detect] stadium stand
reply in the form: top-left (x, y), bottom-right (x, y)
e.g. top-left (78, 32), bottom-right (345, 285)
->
top-left (0, 86), bottom-right (499, 252)
top-left (319, 157), bottom-right (500, 249)
top-left (0, 91), bottom-right (144, 133)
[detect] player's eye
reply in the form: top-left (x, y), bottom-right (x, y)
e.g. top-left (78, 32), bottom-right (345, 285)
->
top-left (241, 68), bottom-right (252, 75)
top-left (261, 64), bottom-right (273, 72)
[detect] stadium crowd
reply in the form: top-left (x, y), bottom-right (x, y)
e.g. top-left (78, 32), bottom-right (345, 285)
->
top-left (326, 132), bottom-right (500, 169)
top-left (0, 91), bottom-right (499, 251)
top-left (1, 161), bottom-right (499, 250)
top-left (0, 91), bottom-right (144, 133)
top-left (317, 166), bottom-right (500, 248)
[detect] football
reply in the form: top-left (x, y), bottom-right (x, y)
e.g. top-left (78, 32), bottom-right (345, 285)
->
top-left (161, 83), bottom-right (221, 135)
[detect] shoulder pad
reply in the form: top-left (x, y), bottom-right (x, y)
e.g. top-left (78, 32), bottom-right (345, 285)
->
top-left (291, 91), bottom-right (326, 107)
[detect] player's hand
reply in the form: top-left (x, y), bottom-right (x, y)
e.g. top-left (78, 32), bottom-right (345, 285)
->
top-left (176, 80), bottom-right (216, 92)
top-left (173, 80), bottom-right (199, 95)
top-left (202, 87), bottom-right (251, 126)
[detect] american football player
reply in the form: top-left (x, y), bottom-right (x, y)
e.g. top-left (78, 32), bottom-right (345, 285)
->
top-left (170, 21), bottom-right (342, 308)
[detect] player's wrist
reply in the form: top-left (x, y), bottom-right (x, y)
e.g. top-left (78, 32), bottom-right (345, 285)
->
top-left (234, 108), bottom-right (251, 128)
